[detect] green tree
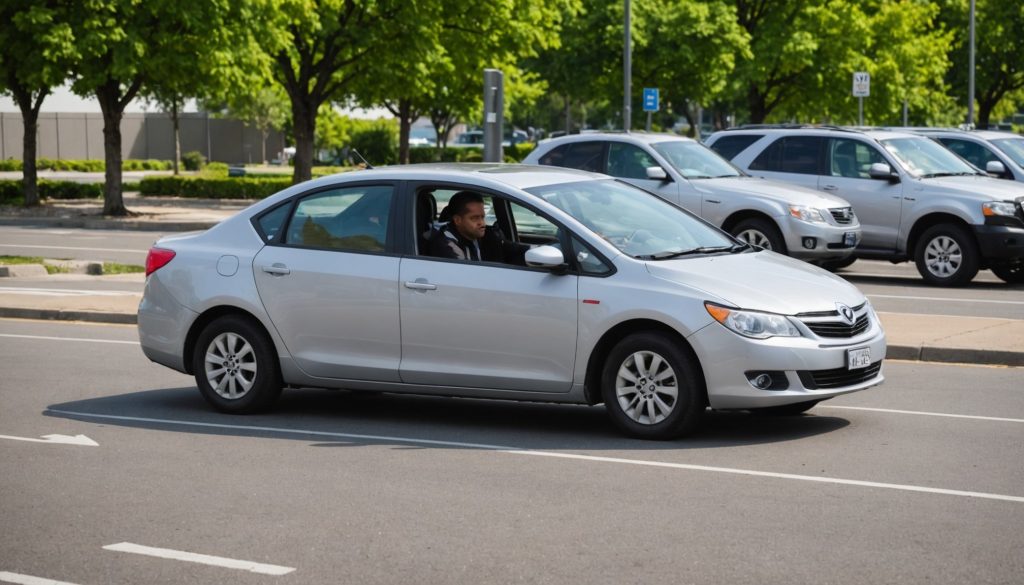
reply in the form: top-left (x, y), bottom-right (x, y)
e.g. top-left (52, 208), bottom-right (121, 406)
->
top-left (227, 86), bottom-right (290, 165)
top-left (0, 1), bottom-right (76, 206)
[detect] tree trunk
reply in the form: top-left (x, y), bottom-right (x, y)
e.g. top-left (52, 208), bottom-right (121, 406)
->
top-left (172, 100), bottom-right (181, 175)
top-left (398, 99), bottom-right (412, 165)
top-left (96, 83), bottom-right (128, 216)
top-left (17, 98), bottom-right (41, 207)
top-left (291, 96), bottom-right (315, 184)
top-left (564, 94), bottom-right (572, 133)
top-left (747, 86), bottom-right (768, 124)
top-left (261, 129), bottom-right (269, 165)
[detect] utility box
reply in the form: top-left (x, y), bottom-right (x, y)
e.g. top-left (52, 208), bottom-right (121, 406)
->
top-left (483, 69), bottom-right (504, 163)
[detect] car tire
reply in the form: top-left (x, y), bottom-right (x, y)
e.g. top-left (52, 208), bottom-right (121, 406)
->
top-left (731, 218), bottom-right (786, 253)
top-left (193, 315), bottom-right (282, 413)
top-left (914, 224), bottom-right (979, 287)
top-left (751, 400), bottom-right (821, 416)
top-left (991, 263), bottom-right (1024, 284)
top-left (818, 256), bottom-right (857, 272)
top-left (601, 333), bottom-right (706, 440)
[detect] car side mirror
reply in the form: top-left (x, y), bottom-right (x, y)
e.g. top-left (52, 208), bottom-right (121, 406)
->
top-left (868, 162), bottom-right (899, 183)
top-left (646, 166), bottom-right (669, 181)
top-left (525, 245), bottom-right (567, 272)
top-left (986, 160), bottom-right (1007, 177)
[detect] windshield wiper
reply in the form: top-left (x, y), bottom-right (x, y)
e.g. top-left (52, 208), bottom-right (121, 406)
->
top-left (637, 246), bottom-right (735, 260)
top-left (920, 171), bottom-right (981, 178)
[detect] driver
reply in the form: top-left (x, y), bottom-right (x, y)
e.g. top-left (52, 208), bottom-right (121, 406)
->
top-left (428, 191), bottom-right (527, 264)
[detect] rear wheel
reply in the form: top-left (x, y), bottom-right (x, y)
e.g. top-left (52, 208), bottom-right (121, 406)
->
top-left (914, 224), bottom-right (979, 287)
top-left (601, 333), bottom-right (705, 440)
top-left (731, 218), bottom-right (786, 253)
top-left (991, 263), bottom-right (1024, 284)
top-left (193, 315), bottom-right (282, 413)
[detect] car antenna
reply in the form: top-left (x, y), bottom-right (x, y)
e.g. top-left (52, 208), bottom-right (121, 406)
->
top-left (352, 149), bottom-right (374, 169)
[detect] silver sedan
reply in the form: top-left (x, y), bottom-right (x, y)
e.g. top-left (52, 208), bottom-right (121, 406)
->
top-left (138, 164), bottom-right (886, 439)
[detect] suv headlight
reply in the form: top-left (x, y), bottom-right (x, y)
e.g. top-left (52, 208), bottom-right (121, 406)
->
top-left (789, 205), bottom-right (828, 223)
top-left (705, 302), bottom-right (802, 339)
top-left (982, 201), bottom-right (1017, 217)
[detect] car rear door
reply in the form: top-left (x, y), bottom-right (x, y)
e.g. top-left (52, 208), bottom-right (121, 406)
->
top-left (253, 182), bottom-right (402, 381)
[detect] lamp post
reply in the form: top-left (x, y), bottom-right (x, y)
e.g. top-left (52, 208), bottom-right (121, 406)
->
top-left (623, 0), bottom-right (631, 132)
top-left (968, 0), bottom-right (975, 128)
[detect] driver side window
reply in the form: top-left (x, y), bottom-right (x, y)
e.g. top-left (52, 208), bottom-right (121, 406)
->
top-left (607, 143), bottom-right (658, 179)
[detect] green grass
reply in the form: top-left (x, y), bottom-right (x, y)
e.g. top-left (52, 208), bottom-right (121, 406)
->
top-left (0, 255), bottom-right (46, 265)
top-left (0, 255), bottom-right (143, 275)
top-left (101, 262), bottom-right (145, 275)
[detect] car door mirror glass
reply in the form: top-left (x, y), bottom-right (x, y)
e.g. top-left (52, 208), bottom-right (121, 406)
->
top-left (525, 245), bottom-right (566, 269)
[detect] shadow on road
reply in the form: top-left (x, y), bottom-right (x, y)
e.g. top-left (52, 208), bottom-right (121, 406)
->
top-left (44, 385), bottom-right (851, 452)
top-left (837, 271), bottom-right (1020, 291)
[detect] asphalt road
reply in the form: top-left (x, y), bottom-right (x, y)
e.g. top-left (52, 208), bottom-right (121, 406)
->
top-left (1, 318), bottom-right (1022, 585)
top-left (0, 225), bottom-right (160, 265)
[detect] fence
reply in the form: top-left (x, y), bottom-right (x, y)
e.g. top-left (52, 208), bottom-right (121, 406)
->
top-left (0, 111), bottom-right (286, 165)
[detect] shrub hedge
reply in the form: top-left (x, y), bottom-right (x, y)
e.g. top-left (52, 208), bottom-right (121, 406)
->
top-left (0, 180), bottom-right (103, 203)
top-left (0, 158), bottom-right (172, 172)
top-left (407, 143), bottom-right (535, 164)
top-left (139, 176), bottom-right (292, 199)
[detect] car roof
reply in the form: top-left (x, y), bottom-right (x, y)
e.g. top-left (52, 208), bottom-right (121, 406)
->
top-left (538, 132), bottom-right (697, 147)
top-left (710, 126), bottom-right (921, 141)
top-left (314, 163), bottom-right (607, 191)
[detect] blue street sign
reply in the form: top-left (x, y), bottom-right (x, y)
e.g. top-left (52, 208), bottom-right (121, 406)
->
top-left (642, 88), bottom-right (659, 112)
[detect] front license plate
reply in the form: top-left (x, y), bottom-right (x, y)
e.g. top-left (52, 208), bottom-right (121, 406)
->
top-left (847, 347), bottom-right (871, 370)
top-left (843, 232), bottom-right (857, 247)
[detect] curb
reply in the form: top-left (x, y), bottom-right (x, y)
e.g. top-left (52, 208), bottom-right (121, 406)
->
top-left (0, 307), bottom-right (136, 325)
top-left (0, 217), bottom-right (216, 232)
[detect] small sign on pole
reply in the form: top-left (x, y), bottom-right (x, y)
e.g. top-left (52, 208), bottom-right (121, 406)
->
top-left (852, 72), bottom-right (870, 126)
top-left (642, 88), bottom-right (658, 132)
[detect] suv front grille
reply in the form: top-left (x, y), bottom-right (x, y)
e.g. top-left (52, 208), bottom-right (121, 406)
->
top-left (830, 207), bottom-right (855, 224)
top-left (805, 314), bottom-right (870, 338)
top-left (798, 361), bottom-right (882, 389)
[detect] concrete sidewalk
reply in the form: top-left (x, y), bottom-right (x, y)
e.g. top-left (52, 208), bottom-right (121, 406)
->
top-left (1, 196), bottom-right (1022, 367)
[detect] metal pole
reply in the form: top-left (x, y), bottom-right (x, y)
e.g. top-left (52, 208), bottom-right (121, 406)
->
top-left (968, 0), bottom-right (976, 128)
top-left (903, 99), bottom-right (908, 126)
top-left (483, 69), bottom-right (504, 163)
top-left (623, 0), bottom-right (631, 132)
top-left (858, 97), bottom-right (863, 126)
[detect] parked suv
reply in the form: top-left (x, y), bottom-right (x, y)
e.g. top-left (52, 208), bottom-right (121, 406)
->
top-left (706, 127), bottom-right (1024, 285)
top-left (523, 133), bottom-right (861, 264)
top-left (904, 128), bottom-right (1024, 183)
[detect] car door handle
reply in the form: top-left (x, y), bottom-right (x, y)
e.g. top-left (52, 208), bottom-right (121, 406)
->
top-left (821, 184), bottom-right (839, 191)
top-left (904, 196), bottom-right (916, 201)
top-left (404, 281), bottom-right (437, 291)
top-left (261, 264), bottom-right (290, 276)
top-left (705, 199), bottom-right (721, 204)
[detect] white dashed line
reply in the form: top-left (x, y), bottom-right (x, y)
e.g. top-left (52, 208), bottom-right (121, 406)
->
top-left (0, 244), bottom-right (147, 254)
top-left (868, 293), bottom-right (1024, 305)
top-left (49, 410), bottom-right (1024, 504)
top-left (0, 288), bottom-right (138, 297)
top-left (0, 571), bottom-right (82, 585)
top-left (102, 542), bottom-right (295, 576)
top-left (820, 405), bottom-right (1024, 423)
top-left (0, 333), bottom-right (138, 345)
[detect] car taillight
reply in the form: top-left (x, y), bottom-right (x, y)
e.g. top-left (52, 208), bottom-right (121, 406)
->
top-left (145, 247), bottom-right (176, 276)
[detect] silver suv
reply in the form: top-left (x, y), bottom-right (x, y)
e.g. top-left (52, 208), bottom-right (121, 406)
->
top-left (706, 127), bottom-right (1024, 286)
top-left (523, 133), bottom-right (861, 264)
top-left (906, 128), bottom-right (1024, 183)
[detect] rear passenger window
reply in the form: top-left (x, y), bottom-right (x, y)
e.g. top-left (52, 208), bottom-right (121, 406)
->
top-left (708, 134), bottom-right (763, 160)
top-left (750, 136), bottom-right (824, 175)
top-left (539, 142), bottom-right (605, 172)
top-left (255, 202), bottom-right (290, 243)
top-left (285, 185), bottom-right (393, 252)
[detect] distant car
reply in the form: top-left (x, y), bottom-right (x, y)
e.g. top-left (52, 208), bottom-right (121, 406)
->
top-left (138, 164), bottom-right (885, 440)
top-left (706, 126), bottom-right (1024, 285)
top-left (908, 128), bottom-right (1024, 183)
top-left (408, 126), bottom-right (437, 148)
top-left (523, 132), bottom-right (861, 264)
top-left (454, 128), bottom-right (529, 147)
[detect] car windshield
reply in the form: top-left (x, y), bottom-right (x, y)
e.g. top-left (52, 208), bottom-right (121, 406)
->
top-left (525, 179), bottom-right (740, 259)
top-left (991, 138), bottom-right (1024, 168)
top-left (881, 136), bottom-right (981, 178)
top-left (651, 140), bottom-right (742, 179)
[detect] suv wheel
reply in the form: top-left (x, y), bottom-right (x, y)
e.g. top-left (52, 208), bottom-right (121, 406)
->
top-left (731, 218), bottom-right (786, 253)
top-left (193, 315), bottom-right (282, 413)
top-left (601, 333), bottom-right (705, 439)
top-left (914, 224), bottom-right (979, 287)
top-left (991, 263), bottom-right (1024, 284)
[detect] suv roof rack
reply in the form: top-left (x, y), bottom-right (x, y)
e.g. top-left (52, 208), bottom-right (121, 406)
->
top-left (721, 124), bottom-right (857, 132)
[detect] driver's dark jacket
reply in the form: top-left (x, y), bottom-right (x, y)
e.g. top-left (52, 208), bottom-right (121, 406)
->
top-left (428, 223), bottom-right (527, 265)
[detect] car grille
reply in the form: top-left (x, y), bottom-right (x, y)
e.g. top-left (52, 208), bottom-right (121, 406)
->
top-left (830, 207), bottom-right (855, 224)
top-left (798, 361), bottom-right (882, 390)
top-left (796, 303), bottom-right (870, 338)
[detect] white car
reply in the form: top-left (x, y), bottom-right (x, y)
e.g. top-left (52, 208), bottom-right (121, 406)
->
top-left (139, 164), bottom-right (886, 439)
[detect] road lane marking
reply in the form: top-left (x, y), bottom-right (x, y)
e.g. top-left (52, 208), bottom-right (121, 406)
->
top-left (0, 433), bottom-right (98, 446)
top-left (868, 293), bottom-right (1024, 306)
top-left (102, 542), bottom-right (295, 576)
top-left (0, 244), bottom-right (147, 254)
top-left (48, 410), bottom-right (1024, 504)
top-left (821, 405), bottom-right (1024, 423)
top-left (0, 288), bottom-right (139, 297)
top-left (0, 334), bottom-right (138, 345)
top-left (0, 571), bottom-right (82, 585)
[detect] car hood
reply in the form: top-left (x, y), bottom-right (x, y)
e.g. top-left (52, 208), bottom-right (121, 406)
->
top-left (646, 250), bottom-right (864, 315)
top-left (920, 175), bottom-right (1024, 202)
top-left (694, 176), bottom-right (852, 208)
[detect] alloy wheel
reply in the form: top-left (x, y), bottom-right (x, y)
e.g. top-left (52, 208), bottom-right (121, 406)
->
top-left (923, 235), bottom-right (963, 278)
top-left (614, 350), bottom-right (678, 425)
top-left (736, 229), bottom-right (772, 250)
top-left (204, 332), bottom-right (258, 399)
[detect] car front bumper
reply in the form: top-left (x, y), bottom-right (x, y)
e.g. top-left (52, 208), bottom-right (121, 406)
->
top-left (688, 316), bottom-right (886, 409)
top-left (973, 224), bottom-right (1024, 261)
top-left (781, 216), bottom-right (861, 261)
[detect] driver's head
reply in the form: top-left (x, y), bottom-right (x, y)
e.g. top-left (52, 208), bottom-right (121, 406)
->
top-left (448, 191), bottom-right (486, 241)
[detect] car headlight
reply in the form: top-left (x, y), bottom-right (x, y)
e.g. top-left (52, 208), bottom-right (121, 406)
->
top-left (789, 205), bottom-right (828, 223)
top-left (982, 201), bottom-right (1017, 217)
top-left (705, 302), bottom-right (802, 339)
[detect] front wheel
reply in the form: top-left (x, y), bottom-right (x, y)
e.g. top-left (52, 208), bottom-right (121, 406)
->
top-left (731, 218), bottom-right (786, 253)
top-left (193, 315), bottom-right (282, 413)
top-left (601, 333), bottom-right (706, 440)
top-left (914, 224), bottom-right (979, 287)
top-left (991, 263), bottom-right (1024, 284)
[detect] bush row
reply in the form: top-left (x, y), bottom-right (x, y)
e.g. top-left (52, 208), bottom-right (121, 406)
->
top-left (0, 158), bottom-right (173, 172)
top-left (139, 176), bottom-right (292, 199)
top-left (0, 180), bottom-right (103, 203)
top-left (407, 143), bottom-right (535, 164)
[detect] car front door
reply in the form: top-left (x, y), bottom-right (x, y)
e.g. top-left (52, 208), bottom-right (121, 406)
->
top-left (818, 138), bottom-right (903, 250)
top-left (399, 191), bottom-right (578, 393)
top-left (253, 183), bottom-right (402, 381)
